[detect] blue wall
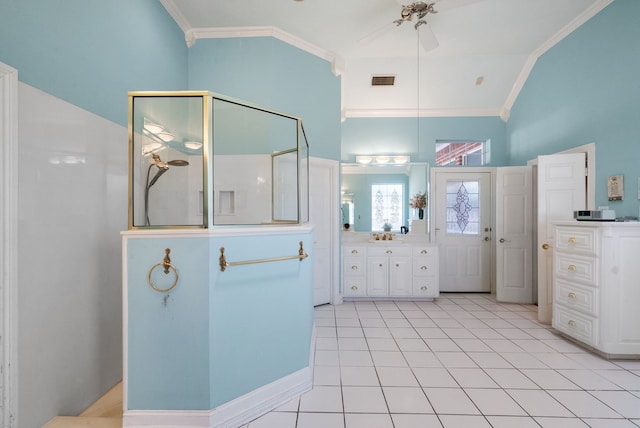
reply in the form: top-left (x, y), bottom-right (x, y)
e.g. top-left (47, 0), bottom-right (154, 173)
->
top-left (0, 0), bottom-right (188, 126)
top-left (126, 231), bottom-right (314, 410)
top-left (342, 116), bottom-right (508, 166)
top-left (507, 0), bottom-right (640, 216)
top-left (188, 37), bottom-right (342, 161)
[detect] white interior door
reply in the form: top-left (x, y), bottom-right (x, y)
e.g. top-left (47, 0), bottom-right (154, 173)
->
top-left (309, 158), bottom-right (339, 306)
top-left (496, 167), bottom-right (533, 303)
top-left (537, 153), bottom-right (586, 323)
top-left (433, 171), bottom-right (492, 292)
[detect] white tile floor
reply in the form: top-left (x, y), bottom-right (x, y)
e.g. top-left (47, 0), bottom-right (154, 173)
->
top-left (243, 294), bottom-right (640, 428)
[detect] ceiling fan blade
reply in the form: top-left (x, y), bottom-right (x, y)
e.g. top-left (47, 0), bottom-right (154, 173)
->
top-left (358, 21), bottom-right (396, 46)
top-left (417, 22), bottom-right (439, 52)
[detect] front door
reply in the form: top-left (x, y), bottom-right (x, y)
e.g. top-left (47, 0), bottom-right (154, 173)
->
top-left (433, 171), bottom-right (492, 292)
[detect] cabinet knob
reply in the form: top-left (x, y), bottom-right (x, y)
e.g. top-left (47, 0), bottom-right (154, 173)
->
top-left (351, 249), bottom-right (358, 254)
top-left (568, 292), bottom-right (576, 299)
top-left (568, 264), bottom-right (577, 271)
top-left (420, 266), bottom-right (428, 270)
top-left (421, 286), bottom-right (428, 291)
top-left (542, 243), bottom-right (550, 250)
top-left (568, 237), bottom-right (576, 243)
top-left (379, 263), bottom-right (383, 267)
top-left (421, 249), bottom-right (428, 254)
top-left (395, 263), bottom-right (400, 267)
top-left (386, 250), bottom-right (392, 254)
top-left (568, 320), bottom-right (577, 328)
top-left (351, 285), bottom-right (358, 290)
top-left (351, 265), bottom-right (358, 270)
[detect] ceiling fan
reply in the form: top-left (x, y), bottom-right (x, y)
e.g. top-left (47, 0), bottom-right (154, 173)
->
top-left (360, 0), bottom-right (486, 52)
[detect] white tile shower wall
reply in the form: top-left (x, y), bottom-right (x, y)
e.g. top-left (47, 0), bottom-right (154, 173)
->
top-left (213, 154), bottom-right (271, 225)
top-left (18, 82), bottom-right (126, 428)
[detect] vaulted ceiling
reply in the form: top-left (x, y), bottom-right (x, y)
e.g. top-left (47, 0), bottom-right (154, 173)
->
top-left (161, 0), bottom-right (611, 121)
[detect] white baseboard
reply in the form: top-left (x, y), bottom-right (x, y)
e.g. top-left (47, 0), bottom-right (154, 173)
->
top-left (123, 365), bottom-right (311, 428)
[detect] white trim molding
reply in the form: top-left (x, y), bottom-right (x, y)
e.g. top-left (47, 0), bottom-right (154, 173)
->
top-left (0, 61), bottom-right (19, 428)
top-left (123, 365), bottom-right (312, 428)
top-left (344, 107), bottom-right (502, 120)
top-left (501, 0), bottom-right (613, 121)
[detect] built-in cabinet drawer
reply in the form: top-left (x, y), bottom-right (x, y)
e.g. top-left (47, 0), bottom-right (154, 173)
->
top-left (555, 227), bottom-right (597, 254)
top-left (554, 304), bottom-right (598, 347)
top-left (554, 253), bottom-right (598, 286)
top-left (554, 278), bottom-right (598, 316)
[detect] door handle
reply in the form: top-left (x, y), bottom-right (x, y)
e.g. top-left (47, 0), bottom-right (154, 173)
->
top-left (499, 238), bottom-right (511, 243)
top-left (542, 243), bottom-right (551, 250)
top-left (484, 236), bottom-right (491, 241)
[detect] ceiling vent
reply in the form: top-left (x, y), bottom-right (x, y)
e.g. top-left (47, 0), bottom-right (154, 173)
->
top-left (371, 75), bottom-right (396, 86)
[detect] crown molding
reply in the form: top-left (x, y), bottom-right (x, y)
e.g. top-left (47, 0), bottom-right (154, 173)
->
top-left (344, 107), bottom-right (503, 119)
top-left (501, 0), bottom-right (614, 121)
top-left (187, 26), bottom-right (343, 76)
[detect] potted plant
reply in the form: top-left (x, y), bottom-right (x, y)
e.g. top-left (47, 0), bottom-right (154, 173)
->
top-left (382, 221), bottom-right (392, 232)
top-left (410, 191), bottom-right (427, 219)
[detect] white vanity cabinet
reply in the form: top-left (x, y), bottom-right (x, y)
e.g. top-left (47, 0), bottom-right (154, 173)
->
top-left (342, 241), bottom-right (439, 299)
top-left (367, 246), bottom-right (413, 297)
top-left (552, 222), bottom-right (640, 356)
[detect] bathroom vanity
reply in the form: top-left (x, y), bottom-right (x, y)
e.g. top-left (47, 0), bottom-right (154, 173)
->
top-left (552, 221), bottom-right (640, 357)
top-left (342, 233), bottom-right (439, 300)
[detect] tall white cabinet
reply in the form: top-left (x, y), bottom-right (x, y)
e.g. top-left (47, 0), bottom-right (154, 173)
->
top-left (552, 222), bottom-right (640, 357)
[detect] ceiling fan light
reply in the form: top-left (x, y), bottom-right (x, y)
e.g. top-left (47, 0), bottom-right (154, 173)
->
top-left (184, 141), bottom-right (203, 150)
top-left (156, 131), bottom-right (175, 142)
top-left (143, 119), bottom-right (164, 135)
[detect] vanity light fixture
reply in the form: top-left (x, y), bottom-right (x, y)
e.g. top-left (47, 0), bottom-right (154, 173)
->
top-left (355, 155), bottom-right (373, 165)
top-left (356, 155), bottom-right (410, 165)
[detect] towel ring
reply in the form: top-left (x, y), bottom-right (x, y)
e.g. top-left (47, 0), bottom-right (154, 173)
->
top-left (147, 248), bottom-right (179, 293)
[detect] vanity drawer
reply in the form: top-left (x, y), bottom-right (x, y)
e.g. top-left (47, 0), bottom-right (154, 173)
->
top-left (413, 278), bottom-right (438, 298)
top-left (413, 258), bottom-right (436, 276)
top-left (554, 253), bottom-right (597, 286)
top-left (553, 305), bottom-right (598, 347)
top-left (413, 246), bottom-right (437, 257)
top-left (343, 256), bottom-right (365, 276)
top-left (368, 246), bottom-right (412, 257)
top-left (343, 277), bottom-right (366, 297)
top-left (554, 278), bottom-right (598, 316)
top-left (344, 246), bottom-right (366, 256)
top-left (555, 227), bottom-right (597, 254)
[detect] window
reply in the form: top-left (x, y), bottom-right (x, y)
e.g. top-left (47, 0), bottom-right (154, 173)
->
top-left (371, 184), bottom-right (404, 231)
top-left (436, 141), bottom-right (485, 166)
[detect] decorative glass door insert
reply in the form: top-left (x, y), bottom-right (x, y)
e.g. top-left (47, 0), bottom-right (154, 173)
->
top-left (446, 180), bottom-right (480, 235)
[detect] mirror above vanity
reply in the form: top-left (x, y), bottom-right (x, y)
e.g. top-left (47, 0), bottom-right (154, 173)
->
top-left (341, 162), bottom-right (429, 237)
